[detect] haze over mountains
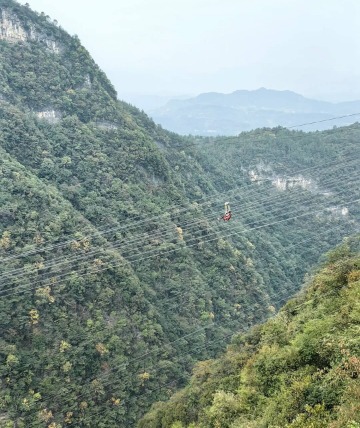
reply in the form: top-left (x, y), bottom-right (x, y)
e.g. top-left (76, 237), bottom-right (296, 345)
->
top-left (147, 88), bottom-right (360, 136)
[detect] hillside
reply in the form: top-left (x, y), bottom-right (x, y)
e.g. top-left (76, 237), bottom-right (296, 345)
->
top-left (0, 1), bottom-right (359, 427)
top-left (139, 238), bottom-right (360, 428)
top-left (149, 88), bottom-right (360, 135)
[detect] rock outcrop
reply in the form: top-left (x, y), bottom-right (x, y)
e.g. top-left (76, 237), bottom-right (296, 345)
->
top-left (0, 8), bottom-right (61, 53)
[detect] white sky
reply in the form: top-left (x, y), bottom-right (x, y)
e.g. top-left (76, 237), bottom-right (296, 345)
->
top-left (19, 0), bottom-right (360, 102)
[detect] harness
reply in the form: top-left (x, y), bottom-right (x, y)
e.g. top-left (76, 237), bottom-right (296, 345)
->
top-left (223, 212), bottom-right (232, 221)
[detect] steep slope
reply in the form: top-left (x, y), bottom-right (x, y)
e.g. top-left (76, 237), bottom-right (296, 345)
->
top-left (181, 124), bottom-right (360, 309)
top-left (0, 1), bottom-right (359, 427)
top-left (149, 88), bottom-right (360, 135)
top-left (139, 238), bottom-right (360, 428)
top-left (0, 146), bottom-right (171, 427)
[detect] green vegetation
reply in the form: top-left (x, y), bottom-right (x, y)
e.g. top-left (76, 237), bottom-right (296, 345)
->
top-left (0, 1), bottom-right (359, 426)
top-left (139, 238), bottom-right (360, 428)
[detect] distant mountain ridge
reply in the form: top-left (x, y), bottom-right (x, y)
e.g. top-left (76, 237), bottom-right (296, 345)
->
top-left (149, 88), bottom-right (360, 135)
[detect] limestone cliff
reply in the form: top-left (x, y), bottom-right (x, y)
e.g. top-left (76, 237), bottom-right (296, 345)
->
top-left (0, 7), bottom-right (61, 53)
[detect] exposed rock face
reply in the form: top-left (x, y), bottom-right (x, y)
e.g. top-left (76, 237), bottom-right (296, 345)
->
top-left (32, 34), bottom-right (61, 54)
top-left (248, 162), bottom-right (315, 191)
top-left (0, 8), bottom-right (61, 53)
top-left (327, 206), bottom-right (349, 217)
top-left (36, 110), bottom-right (61, 123)
top-left (0, 9), bottom-right (27, 42)
top-left (83, 74), bottom-right (92, 89)
top-left (93, 121), bottom-right (119, 130)
top-left (272, 175), bottom-right (313, 191)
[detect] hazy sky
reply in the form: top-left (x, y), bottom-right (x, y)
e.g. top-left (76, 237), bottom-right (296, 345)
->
top-left (19, 0), bottom-right (360, 102)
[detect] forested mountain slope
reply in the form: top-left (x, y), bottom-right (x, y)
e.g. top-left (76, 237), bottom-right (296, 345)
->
top-left (139, 238), bottom-right (360, 428)
top-left (0, 1), bottom-right (359, 427)
top-left (185, 125), bottom-right (360, 296)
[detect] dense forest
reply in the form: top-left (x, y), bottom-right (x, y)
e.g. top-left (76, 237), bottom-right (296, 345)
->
top-left (0, 1), bottom-right (359, 427)
top-left (139, 238), bottom-right (360, 427)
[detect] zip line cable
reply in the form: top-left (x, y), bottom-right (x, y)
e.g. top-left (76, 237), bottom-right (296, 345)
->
top-left (4, 196), bottom-right (358, 402)
top-left (168, 113), bottom-right (360, 149)
top-left (35, 254), bottom-right (357, 421)
top-left (0, 148), bottom-right (354, 278)
top-left (1, 123), bottom-right (358, 263)
top-left (119, 260), bottom-right (360, 410)
top-left (1, 152), bottom-right (357, 284)
top-left (1, 194), bottom-right (359, 300)
top-left (5, 220), bottom-right (354, 369)
top-left (0, 144), bottom-right (358, 422)
top-left (89, 268), bottom-right (360, 424)
top-left (0, 166), bottom-right (357, 288)
top-left (1, 139), bottom-right (356, 268)
top-left (0, 180), bottom-right (358, 294)
top-left (2, 113), bottom-right (359, 418)
top-left (122, 193), bottom-right (359, 266)
top-left (1, 162), bottom-right (357, 286)
top-left (1, 139), bottom-right (354, 265)
top-left (0, 122), bottom-right (358, 380)
top-left (1, 170), bottom-right (358, 292)
top-left (287, 112), bottom-right (360, 129)
top-left (3, 192), bottom-right (354, 320)
top-left (19, 261), bottom-right (335, 412)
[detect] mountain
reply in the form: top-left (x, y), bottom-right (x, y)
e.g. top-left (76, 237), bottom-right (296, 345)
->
top-left (149, 88), bottom-right (360, 136)
top-left (139, 238), bottom-right (360, 427)
top-left (0, 1), bottom-right (359, 427)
